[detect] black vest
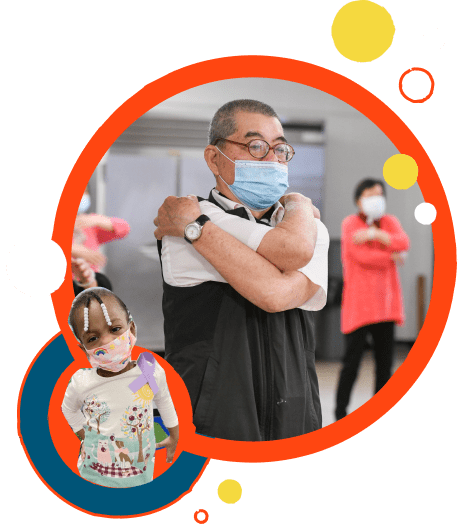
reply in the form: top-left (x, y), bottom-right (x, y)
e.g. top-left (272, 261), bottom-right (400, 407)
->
top-left (158, 192), bottom-right (322, 441)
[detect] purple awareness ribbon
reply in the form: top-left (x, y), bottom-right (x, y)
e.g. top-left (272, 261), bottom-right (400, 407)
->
top-left (128, 352), bottom-right (159, 395)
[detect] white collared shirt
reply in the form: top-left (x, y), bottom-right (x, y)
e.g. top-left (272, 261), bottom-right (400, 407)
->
top-left (160, 189), bottom-right (329, 311)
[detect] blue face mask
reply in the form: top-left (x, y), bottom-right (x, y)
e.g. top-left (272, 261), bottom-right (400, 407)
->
top-left (217, 148), bottom-right (289, 211)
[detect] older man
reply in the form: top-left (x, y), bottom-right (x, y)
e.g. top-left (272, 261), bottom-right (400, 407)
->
top-left (154, 100), bottom-right (329, 441)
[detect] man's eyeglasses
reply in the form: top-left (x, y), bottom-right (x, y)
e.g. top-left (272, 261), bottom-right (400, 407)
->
top-left (213, 138), bottom-right (295, 162)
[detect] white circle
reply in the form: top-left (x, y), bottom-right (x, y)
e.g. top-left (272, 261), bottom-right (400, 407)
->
top-left (414, 202), bottom-right (437, 225)
top-left (6, 239), bottom-right (67, 296)
top-left (423, 27), bottom-right (445, 49)
top-left (401, 70), bottom-right (433, 101)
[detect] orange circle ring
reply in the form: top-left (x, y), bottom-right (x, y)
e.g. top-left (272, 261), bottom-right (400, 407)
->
top-left (194, 509), bottom-right (209, 524)
top-left (399, 67), bottom-right (435, 103)
top-left (52, 55), bottom-right (456, 464)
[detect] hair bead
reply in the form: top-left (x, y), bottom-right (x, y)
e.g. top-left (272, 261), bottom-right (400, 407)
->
top-left (83, 307), bottom-right (89, 332)
top-left (100, 303), bottom-right (112, 326)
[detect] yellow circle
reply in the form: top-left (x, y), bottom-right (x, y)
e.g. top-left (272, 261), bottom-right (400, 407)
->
top-left (218, 479), bottom-right (242, 504)
top-left (383, 154), bottom-right (418, 189)
top-left (332, 1), bottom-right (395, 62)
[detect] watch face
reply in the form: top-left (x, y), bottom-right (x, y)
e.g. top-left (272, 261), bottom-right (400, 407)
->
top-left (185, 223), bottom-right (200, 241)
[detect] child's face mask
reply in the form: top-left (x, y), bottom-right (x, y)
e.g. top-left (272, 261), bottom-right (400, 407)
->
top-left (85, 328), bottom-right (136, 372)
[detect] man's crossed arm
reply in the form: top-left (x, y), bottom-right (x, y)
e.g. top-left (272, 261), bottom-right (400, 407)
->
top-left (154, 194), bottom-right (324, 313)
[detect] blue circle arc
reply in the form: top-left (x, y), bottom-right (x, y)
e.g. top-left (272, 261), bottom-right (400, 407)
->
top-left (18, 334), bottom-right (208, 516)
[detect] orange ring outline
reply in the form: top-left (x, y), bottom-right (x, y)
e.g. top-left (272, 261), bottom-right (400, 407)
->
top-left (51, 55), bottom-right (456, 464)
top-left (194, 509), bottom-right (209, 524)
top-left (399, 67), bottom-right (435, 103)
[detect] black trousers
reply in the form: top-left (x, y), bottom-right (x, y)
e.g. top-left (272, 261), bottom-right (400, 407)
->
top-left (335, 321), bottom-right (395, 419)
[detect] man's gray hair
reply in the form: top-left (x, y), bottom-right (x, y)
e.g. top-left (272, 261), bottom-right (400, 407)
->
top-left (208, 99), bottom-right (280, 145)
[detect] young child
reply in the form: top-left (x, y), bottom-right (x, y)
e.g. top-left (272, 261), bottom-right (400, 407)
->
top-left (62, 287), bottom-right (179, 488)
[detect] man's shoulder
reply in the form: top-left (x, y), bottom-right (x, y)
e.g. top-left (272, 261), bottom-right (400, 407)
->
top-left (199, 199), bottom-right (224, 212)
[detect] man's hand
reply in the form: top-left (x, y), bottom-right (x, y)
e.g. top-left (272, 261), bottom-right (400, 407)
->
top-left (259, 192), bottom-right (318, 271)
top-left (154, 195), bottom-right (201, 240)
top-left (71, 244), bottom-right (107, 268)
top-left (156, 425), bottom-right (179, 463)
top-left (279, 193), bottom-right (320, 219)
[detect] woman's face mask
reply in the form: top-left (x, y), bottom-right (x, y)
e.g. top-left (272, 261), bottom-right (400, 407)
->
top-left (78, 193), bottom-right (91, 214)
top-left (217, 148), bottom-right (289, 211)
top-left (85, 328), bottom-right (136, 372)
top-left (361, 195), bottom-right (386, 223)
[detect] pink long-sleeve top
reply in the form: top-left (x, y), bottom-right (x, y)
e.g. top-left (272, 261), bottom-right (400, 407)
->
top-left (74, 216), bottom-right (130, 272)
top-left (341, 213), bottom-right (410, 334)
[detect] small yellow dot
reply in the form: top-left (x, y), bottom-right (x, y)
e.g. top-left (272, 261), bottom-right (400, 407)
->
top-left (218, 479), bottom-right (242, 504)
top-left (383, 154), bottom-right (418, 189)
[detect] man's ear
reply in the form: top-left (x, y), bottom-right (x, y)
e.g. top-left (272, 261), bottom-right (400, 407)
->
top-left (204, 145), bottom-right (219, 177)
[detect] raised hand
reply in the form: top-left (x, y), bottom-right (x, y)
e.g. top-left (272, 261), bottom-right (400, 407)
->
top-left (280, 193), bottom-right (320, 219)
top-left (71, 257), bottom-right (97, 286)
top-left (154, 195), bottom-right (201, 240)
top-left (71, 244), bottom-right (107, 268)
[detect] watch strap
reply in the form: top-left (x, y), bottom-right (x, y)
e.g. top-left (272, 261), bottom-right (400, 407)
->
top-left (195, 214), bottom-right (210, 228)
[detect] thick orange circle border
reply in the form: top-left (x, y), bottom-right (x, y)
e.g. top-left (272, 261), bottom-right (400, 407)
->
top-left (399, 67), bottom-right (435, 103)
top-left (52, 56), bottom-right (456, 463)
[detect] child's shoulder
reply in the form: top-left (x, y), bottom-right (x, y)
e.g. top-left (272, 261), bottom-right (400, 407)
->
top-left (136, 353), bottom-right (166, 377)
top-left (153, 360), bottom-right (166, 378)
top-left (69, 367), bottom-right (95, 386)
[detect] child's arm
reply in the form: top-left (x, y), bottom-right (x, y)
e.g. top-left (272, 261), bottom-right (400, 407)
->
top-left (157, 425), bottom-right (179, 463)
top-left (62, 375), bottom-right (86, 439)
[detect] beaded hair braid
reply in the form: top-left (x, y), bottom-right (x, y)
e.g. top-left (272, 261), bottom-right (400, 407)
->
top-left (68, 287), bottom-right (132, 344)
top-left (83, 292), bottom-right (112, 332)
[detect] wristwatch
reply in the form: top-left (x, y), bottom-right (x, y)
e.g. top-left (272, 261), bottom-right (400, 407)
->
top-left (184, 214), bottom-right (211, 244)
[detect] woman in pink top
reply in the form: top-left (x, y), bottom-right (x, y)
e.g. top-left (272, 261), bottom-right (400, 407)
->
top-left (72, 190), bottom-right (130, 292)
top-left (335, 179), bottom-right (409, 420)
